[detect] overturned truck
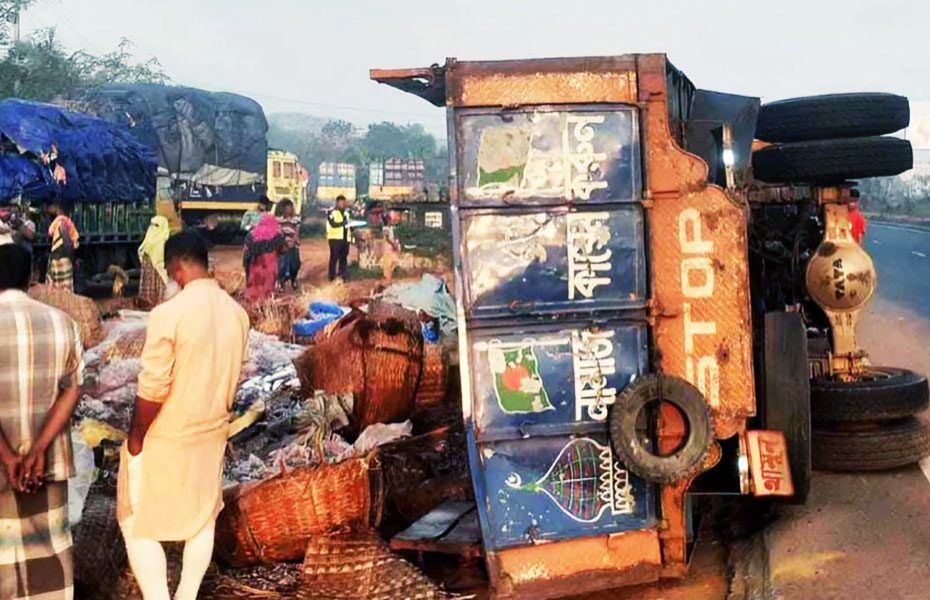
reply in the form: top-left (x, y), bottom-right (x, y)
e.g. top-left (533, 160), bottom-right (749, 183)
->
top-left (372, 55), bottom-right (919, 597)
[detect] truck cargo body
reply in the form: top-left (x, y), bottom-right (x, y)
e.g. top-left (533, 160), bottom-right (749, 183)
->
top-left (372, 54), bottom-right (761, 598)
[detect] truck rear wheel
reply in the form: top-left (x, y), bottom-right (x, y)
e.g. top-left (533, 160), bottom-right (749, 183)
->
top-left (755, 93), bottom-right (910, 143)
top-left (762, 312), bottom-right (811, 504)
top-left (752, 136), bottom-right (913, 184)
top-left (813, 417), bottom-right (930, 472)
top-left (811, 367), bottom-right (929, 424)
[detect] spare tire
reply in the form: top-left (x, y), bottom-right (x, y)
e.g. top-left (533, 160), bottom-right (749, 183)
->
top-left (812, 417), bottom-right (930, 472)
top-left (752, 136), bottom-right (913, 184)
top-left (756, 93), bottom-right (910, 143)
top-left (811, 367), bottom-right (929, 424)
top-left (608, 374), bottom-right (713, 484)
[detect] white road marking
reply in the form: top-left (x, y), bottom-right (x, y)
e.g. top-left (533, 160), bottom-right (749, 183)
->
top-left (911, 251), bottom-right (926, 258)
top-left (919, 456), bottom-right (930, 487)
top-left (871, 223), bottom-right (930, 236)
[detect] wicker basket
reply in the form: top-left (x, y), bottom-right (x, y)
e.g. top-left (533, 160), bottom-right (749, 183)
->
top-left (301, 531), bottom-right (456, 600)
top-left (72, 487), bottom-right (128, 599)
top-left (415, 343), bottom-right (448, 409)
top-left (28, 286), bottom-right (103, 348)
top-left (215, 452), bottom-right (383, 567)
top-left (296, 311), bottom-right (423, 436)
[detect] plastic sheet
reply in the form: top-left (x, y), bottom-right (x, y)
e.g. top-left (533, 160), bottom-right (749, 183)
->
top-left (68, 431), bottom-right (96, 526)
top-left (242, 331), bottom-right (304, 378)
top-left (379, 274), bottom-right (457, 335)
top-left (337, 420), bottom-right (413, 462)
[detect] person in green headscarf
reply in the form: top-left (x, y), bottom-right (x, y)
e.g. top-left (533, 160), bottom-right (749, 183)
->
top-left (137, 216), bottom-right (171, 309)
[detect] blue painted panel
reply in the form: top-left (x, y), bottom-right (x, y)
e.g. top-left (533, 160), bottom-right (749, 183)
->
top-left (473, 432), bottom-right (655, 549)
top-left (455, 106), bottom-right (641, 207)
top-left (461, 206), bottom-right (647, 319)
top-left (469, 322), bottom-right (648, 440)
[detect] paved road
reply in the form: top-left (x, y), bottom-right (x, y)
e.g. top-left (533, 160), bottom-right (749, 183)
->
top-left (867, 222), bottom-right (930, 317)
top-left (766, 221), bottom-right (930, 600)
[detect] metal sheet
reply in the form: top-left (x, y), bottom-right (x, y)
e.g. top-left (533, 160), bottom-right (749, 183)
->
top-left (446, 57), bottom-right (638, 108)
top-left (472, 432), bottom-right (655, 550)
top-left (460, 206), bottom-right (647, 319)
top-left (454, 106), bottom-right (641, 207)
top-left (467, 321), bottom-right (649, 440)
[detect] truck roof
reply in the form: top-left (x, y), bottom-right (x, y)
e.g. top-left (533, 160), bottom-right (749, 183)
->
top-left (370, 54), bottom-right (684, 107)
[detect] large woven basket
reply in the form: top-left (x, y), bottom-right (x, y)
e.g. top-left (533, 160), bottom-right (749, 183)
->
top-left (296, 311), bottom-right (423, 436)
top-left (301, 531), bottom-right (457, 600)
top-left (415, 343), bottom-right (448, 409)
top-left (72, 487), bottom-right (128, 599)
top-left (28, 286), bottom-right (103, 348)
top-left (215, 452), bottom-right (383, 567)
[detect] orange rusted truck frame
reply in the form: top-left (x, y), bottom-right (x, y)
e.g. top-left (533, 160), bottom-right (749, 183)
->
top-left (373, 54), bottom-right (759, 597)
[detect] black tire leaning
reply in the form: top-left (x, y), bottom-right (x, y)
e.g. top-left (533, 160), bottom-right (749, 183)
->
top-left (752, 136), bottom-right (913, 184)
top-left (812, 417), bottom-right (930, 472)
top-left (762, 312), bottom-right (811, 504)
top-left (811, 367), bottom-right (929, 424)
top-left (756, 93), bottom-right (910, 143)
top-left (608, 374), bottom-right (713, 484)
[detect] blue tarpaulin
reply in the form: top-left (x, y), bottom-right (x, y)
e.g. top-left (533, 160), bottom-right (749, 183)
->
top-left (0, 99), bottom-right (157, 204)
top-left (68, 84), bottom-right (268, 176)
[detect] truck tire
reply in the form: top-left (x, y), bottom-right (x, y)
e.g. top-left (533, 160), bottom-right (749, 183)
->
top-left (812, 417), bottom-right (930, 472)
top-left (752, 136), bottom-right (913, 184)
top-left (756, 93), bottom-right (910, 143)
top-left (609, 374), bottom-right (713, 484)
top-left (762, 312), bottom-right (811, 504)
top-left (812, 367), bottom-right (929, 424)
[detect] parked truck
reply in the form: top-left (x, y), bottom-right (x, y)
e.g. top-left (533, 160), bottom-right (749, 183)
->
top-left (67, 84), bottom-right (308, 229)
top-left (372, 54), bottom-right (920, 598)
top-left (316, 161), bottom-right (357, 207)
top-left (0, 99), bottom-right (157, 285)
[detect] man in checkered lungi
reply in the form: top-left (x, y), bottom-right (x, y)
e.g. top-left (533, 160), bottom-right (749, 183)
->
top-left (0, 245), bottom-right (84, 600)
top-left (46, 203), bottom-right (79, 292)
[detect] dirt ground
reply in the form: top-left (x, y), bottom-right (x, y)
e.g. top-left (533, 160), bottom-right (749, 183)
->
top-left (210, 238), bottom-right (447, 303)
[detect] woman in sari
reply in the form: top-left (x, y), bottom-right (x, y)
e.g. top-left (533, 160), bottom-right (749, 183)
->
top-left (47, 203), bottom-right (79, 291)
top-left (244, 212), bottom-right (284, 303)
top-left (137, 216), bottom-right (171, 309)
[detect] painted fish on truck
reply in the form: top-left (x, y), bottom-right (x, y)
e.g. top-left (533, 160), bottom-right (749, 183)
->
top-left (472, 433), bottom-right (655, 549)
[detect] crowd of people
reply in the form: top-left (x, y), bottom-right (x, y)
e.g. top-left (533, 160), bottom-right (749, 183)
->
top-left (0, 194), bottom-right (368, 598)
top-left (0, 193), bottom-right (363, 309)
top-left (1, 232), bottom-right (247, 599)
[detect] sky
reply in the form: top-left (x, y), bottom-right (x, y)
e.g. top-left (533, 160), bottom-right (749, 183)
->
top-left (19, 0), bottom-right (930, 146)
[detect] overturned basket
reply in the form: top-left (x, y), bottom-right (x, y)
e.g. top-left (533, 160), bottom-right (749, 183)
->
top-left (215, 452), bottom-right (383, 567)
top-left (295, 310), bottom-right (424, 436)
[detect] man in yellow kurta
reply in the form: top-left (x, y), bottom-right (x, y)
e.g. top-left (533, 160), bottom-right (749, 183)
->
top-left (118, 230), bottom-right (249, 600)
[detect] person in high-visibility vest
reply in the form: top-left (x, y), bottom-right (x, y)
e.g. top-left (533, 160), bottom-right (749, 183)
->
top-left (326, 195), bottom-right (351, 281)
